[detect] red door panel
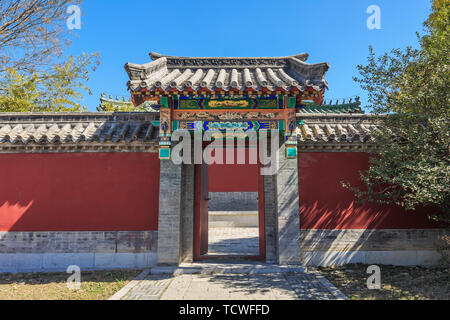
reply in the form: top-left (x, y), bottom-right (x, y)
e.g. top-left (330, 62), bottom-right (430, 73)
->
top-left (194, 163), bottom-right (209, 260)
top-left (257, 163), bottom-right (266, 260)
top-left (200, 162), bottom-right (209, 255)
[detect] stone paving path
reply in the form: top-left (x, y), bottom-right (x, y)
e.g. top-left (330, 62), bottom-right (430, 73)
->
top-left (110, 264), bottom-right (347, 301)
top-left (208, 227), bottom-right (259, 256)
top-left (161, 274), bottom-right (299, 300)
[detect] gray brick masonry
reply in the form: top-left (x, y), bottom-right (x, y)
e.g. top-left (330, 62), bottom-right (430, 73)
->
top-left (264, 174), bottom-right (278, 263)
top-left (208, 192), bottom-right (258, 211)
top-left (300, 229), bottom-right (449, 266)
top-left (0, 231), bottom-right (157, 254)
top-left (181, 164), bottom-right (195, 263)
top-left (0, 231), bottom-right (157, 273)
top-left (157, 160), bottom-right (183, 265)
top-left (276, 144), bottom-right (301, 265)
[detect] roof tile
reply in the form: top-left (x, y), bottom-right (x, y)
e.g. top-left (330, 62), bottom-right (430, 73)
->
top-left (0, 113), bottom-right (378, 153)
top-left (125, 53), bottom-right (329, 92)
top-left (0, 113), bottom-right (158, 149)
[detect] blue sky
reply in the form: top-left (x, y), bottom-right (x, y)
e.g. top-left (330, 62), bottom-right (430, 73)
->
top-left (65, 0), bottom-right (431, 111)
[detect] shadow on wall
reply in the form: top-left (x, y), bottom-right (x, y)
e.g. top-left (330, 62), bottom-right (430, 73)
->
top-left (299, 200), bottom-right (447, 266)
top-left (298, 152), bottom-right (442, 230)
top-left (301, 201), bottom-right (387, 230)
top-left (0, 201), bottom-right (34, 231)
top-left (300, 199), bottom-right (442, 231)
top-left (297, 152), bottom-right (446, 266)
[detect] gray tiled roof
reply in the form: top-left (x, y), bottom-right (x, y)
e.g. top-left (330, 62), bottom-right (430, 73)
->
top-left (0, 113), bottom-right (159, 153)
top-left (97, 93), bottom-right (159, 112)
top-left (296, 114), bottom-right (379, 151)
top-left (125, 52), bottom-right (329, 92)
top-left (298, 100), bottom-right (363, 114)
top-left (0, 113), bottom-right (378, 153)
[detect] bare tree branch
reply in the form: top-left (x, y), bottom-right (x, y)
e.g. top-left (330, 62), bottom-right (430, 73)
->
top-left (0, 0), bottom-right (82, 74)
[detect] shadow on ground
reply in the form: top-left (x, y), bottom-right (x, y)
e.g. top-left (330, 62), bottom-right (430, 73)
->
top-left (208, 236), bottom-right (260, 256)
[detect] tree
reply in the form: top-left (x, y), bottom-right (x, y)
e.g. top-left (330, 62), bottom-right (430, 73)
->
top-left (0, 0), bottom-right (99, 112)
top-left (346, 0), bottom-right (449, 223)
top-left (0, 53), bottom-right (99, 112)
top-left (0, 0), bottom-right (81, 74)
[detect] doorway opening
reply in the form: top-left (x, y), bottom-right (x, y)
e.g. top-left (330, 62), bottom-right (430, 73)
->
top-left (194, 148), bottom-right (265, 261)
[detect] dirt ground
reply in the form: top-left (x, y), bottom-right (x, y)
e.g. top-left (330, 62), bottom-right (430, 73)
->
top-left (0, 264), bottom-right (448, 300)
top-left (0, 269), bottom-right (141, 300)
top-left (318, 264), bottom-right (449, 300)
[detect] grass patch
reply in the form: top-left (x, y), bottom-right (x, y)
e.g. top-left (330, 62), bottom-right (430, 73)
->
top-left (318, 264), bottom-right (449, 300)
top-left (0, 269), bottom-right (141, 300)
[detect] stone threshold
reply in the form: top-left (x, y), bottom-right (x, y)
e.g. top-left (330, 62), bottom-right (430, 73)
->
top-left (150, 262), bottom-right (308, 276)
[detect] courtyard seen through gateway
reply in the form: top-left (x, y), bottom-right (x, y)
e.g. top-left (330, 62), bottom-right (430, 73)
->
top-left (198, 147), bottom-right (264, 260)
top-left (207, 183), bottom-right (260, 257)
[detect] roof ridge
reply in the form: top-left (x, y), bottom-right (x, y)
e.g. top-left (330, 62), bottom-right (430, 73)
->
top-left (149, 52), bottom-right (309, 62)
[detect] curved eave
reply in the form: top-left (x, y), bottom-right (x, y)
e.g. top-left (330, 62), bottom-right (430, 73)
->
top-left (125, 52), bottom-right (329, 93)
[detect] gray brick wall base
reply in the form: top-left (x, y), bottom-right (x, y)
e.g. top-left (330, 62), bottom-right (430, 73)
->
top-left (300, 229), bottom-right (449, 266)
top-left (0, 231), bottom-right (158, 273)
top-left (302, 250), bottom-right (444, 266)
top-left (0, 253), bottom-right (157, 274)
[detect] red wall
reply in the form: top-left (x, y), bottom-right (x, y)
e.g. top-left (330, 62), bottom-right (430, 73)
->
top-left (208, 148), bottom-right (259, 192)
top-left (298, 152), bottom-right (440, 230)
top-left (209, 164), bottom-right (259, 192)
top-left (1, 151), bottom-right (439, 232)
top-left (0, 153), bottom-right (160, 232)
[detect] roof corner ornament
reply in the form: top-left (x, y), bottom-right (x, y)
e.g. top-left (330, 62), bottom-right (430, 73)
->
top-left (150, 52), bottom-right (164, 61)
top-left (293, 53), bottom-right (309, 62)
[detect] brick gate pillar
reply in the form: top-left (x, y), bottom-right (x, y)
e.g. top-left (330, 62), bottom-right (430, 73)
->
top-left (157, 160), bottom-right (183, 265)
top-left (263, 174), bottom-right (279, 263)
top-left (180, 164), bottom-right (195, 263)
top-left (276, 143), bottom-right (301, 265)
